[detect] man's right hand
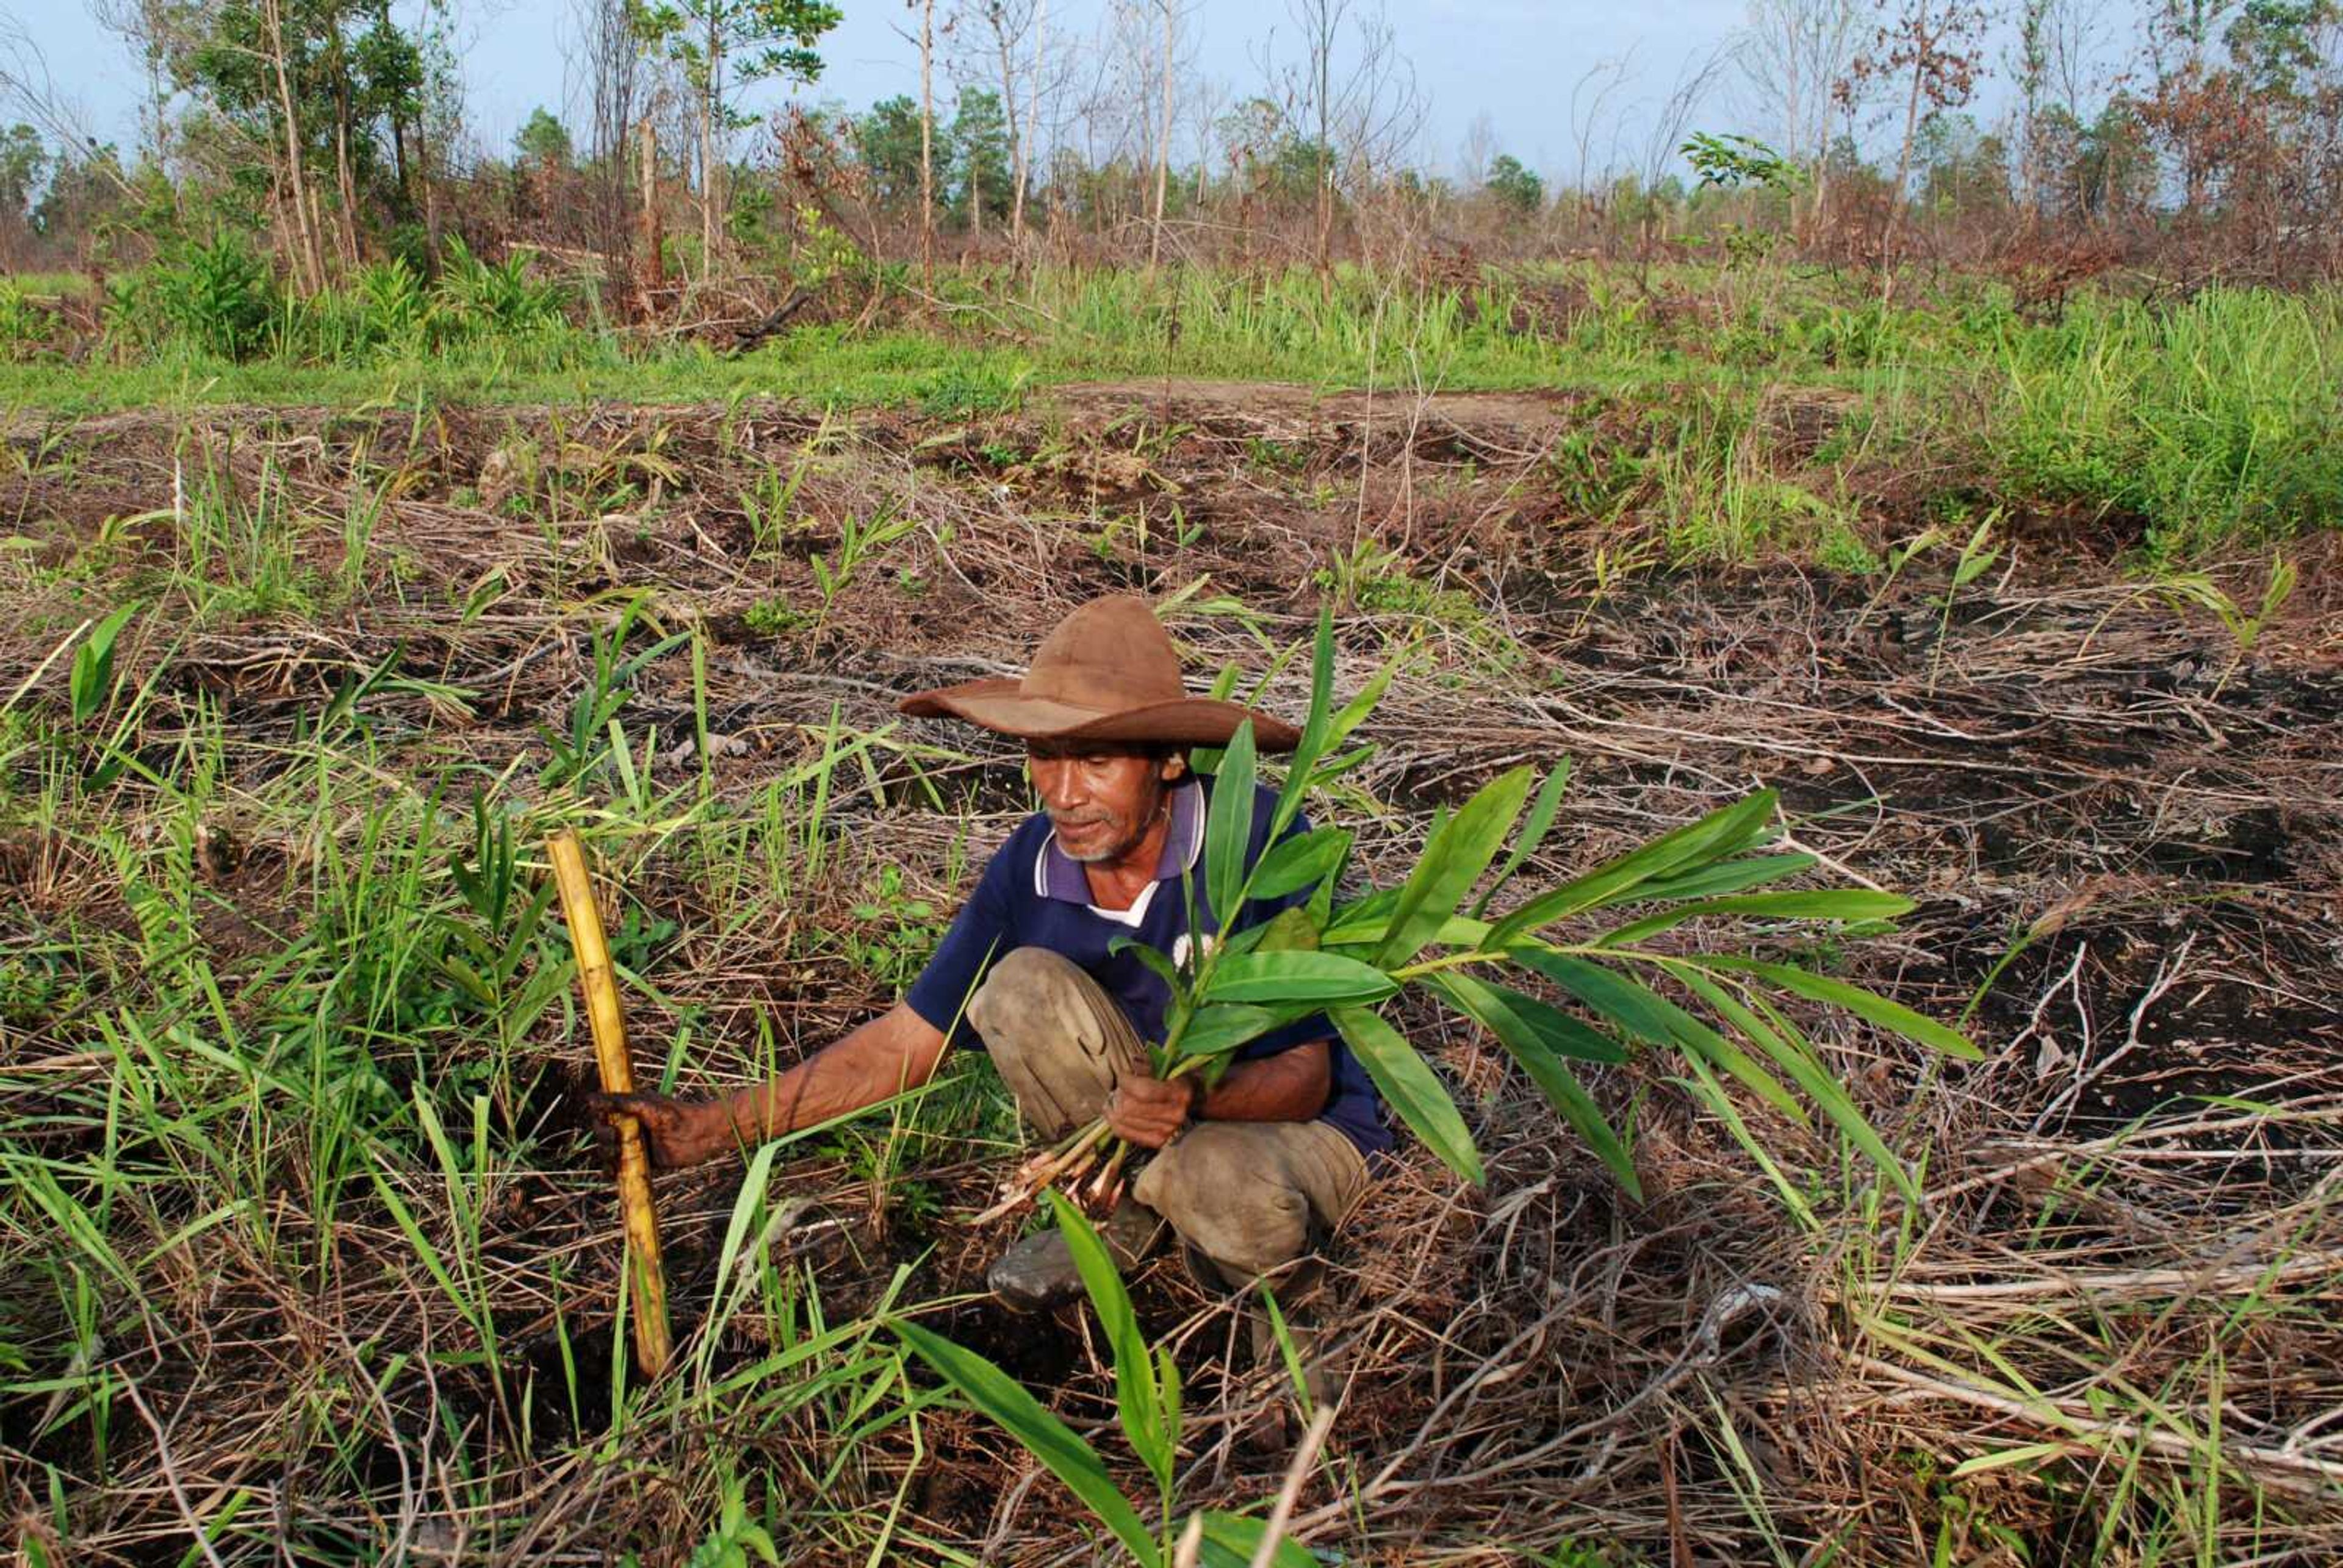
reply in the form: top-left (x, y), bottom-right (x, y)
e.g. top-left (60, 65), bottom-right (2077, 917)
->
top-left (588, 1090), bottom-right (730, 1170)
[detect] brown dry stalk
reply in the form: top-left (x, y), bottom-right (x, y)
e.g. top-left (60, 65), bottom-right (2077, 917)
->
top-left (1852, 1353), bottom-right (2343, 1495)
top-left (548, 829), bottom-right (674, 1376)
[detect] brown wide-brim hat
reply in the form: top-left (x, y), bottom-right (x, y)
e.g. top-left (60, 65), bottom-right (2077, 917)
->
top-left (899, 595), bottom-right (1301, 752)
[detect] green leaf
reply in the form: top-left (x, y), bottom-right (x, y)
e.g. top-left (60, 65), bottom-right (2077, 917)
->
top-left (1204, 950), bottom-right (1397, 1007)
top-left (1673, 1052), bottom-right (1816, 1231)
top-left (1317, 886), bottom-right (1401, 947)
top-left (1506, 951), bottom-right (1677, 1048)
top-left (1596, 888), bottom-right (1917, 947)
top-left (1430, 971), bottom-right (1640, 1195)
top-left (70, 602), bottom-right (139, 724)
top-left (1045, 1190), bottom-right (1168, 1491)
top-left (1206, 722), bottom-right (1258, 930)
top-left (895, 1320), bottom-right (1157, 1563)
top-left (1485, 791), bottom-right (1780, 948)
top-left (1250, 825), bottom-right (1351, 901)
top-left (1191, 1511), bottom-right (1319, 1568)
top-left (1177, 1002), bottom-right (1285, 1057)
top-left (1155, 1344), bottom-right (1181, 1458)
top-left (1629, 854), bottom-right (1820, 903)
top-left (1433, 971), bottom-right (1628, 1063)
top-left (1323, 654), bottom-right (1395, 754)
top-left (1514, 950), bottom-right (1807, 1123)
top-left (1109, 934), bottom-right (1189, 1002)
top-left (1696, 957), bottom-right (1982, 1060)
top-left (1471, 758), bottom-right (1572, 919)
top-left (1331, 1006), bottom-right (1483, 1185)
top-left (1271, 606), bottom-right (1339, 838)
top-left (1247, 905), bottom-right (1320, 954)
top-left (1671, 966), bottom-right (1916, 1199)
top-left (1375, 765), bottom-right (1536, 969)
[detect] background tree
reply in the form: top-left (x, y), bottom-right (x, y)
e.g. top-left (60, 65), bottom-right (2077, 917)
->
top-left (1273, 0), bottom-right (1423, 275)
top-left (515, 106), bottom-right (574, 170)
top-left (0, 120), bottom-right (46, 265)
top-left (1839, 0), bottom-right (1988, 290)
top-left (1737, 0), bottom-right (1863, 236)
top-left (1484, 151), bottom-right (1541, 218)
top-left (567, 0), bottom-right (646, 295)
top-left (631, 0), bottom-right (841, 265)
top-left (163, 0), bottom-right (431, 286)
top-left (949, 86), bottom-right (1011, 232)
top-left (856, 93), bottom-right (941, 209)
top-left (954, 0), bottom-right (1040, 245)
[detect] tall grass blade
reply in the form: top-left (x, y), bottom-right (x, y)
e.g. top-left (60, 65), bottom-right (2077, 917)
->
top-left (894, 1322), bottom-right (1157, 1563)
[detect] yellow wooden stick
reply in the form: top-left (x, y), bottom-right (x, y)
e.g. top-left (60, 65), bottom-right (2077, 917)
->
top-left (547, 829), bottom-right (674, 1376)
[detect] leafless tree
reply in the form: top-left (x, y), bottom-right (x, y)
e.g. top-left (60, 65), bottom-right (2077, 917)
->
top-left (1735, 0), bottom-right (1863, 232)
top-left (956, 0), bottom-right (1040, 246)
top-left (86, 0), bottom-right (177, 174)
top-left (916, 0), bottom-right (936, 287)
top-left (1737, 0), bottom-right (1864, 164)
top-left (1636, 46), bottom-right (1729, 250)
top-left (1268, 0), bottom-right (1424, 274)
top-left (1841, 0), bottom-right (1989, 291)
top-left (566, 0), bottom-right (645, 289)
top-left (0, 18), bottom-right (137, 200)
top-left (1146, 0), bottom-right (1186, 266)
top-left (1458, 109), bottom-right (1496, 193)
top-left (1568, 54), bottom-right (1634, 236)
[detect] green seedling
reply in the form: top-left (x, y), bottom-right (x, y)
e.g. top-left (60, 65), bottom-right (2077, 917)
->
top-left (898, 1192), bottom-right (1317, 1568)
top-left (68, 604), bottom-right (137, 724)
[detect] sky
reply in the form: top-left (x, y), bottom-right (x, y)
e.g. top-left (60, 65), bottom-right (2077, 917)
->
top-left (10, 0), bottom-right (1774, 184)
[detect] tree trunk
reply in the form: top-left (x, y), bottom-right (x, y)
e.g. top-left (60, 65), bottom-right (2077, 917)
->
top-left (328, 13), bottom-right (362, 266)
top-left (1149, 0), bottom-right (1173, 268)
top-left (1884, 37), bottom-right (1928, 301)
top-left (334, 109), bottom-right (362, 267)
top-left (1314, 18), bottom-right (1333, 281)
top-left (995, 7), bottom-right (1023, 251)
top-left (261, 0), bottom-right (325, 292)
top-left (701, 16), bottom-right (721, 271)
top-left (918, 0), bottom-right (937, 292)
top-left (418, 112), bottom-right (444, 275)
top-left (639, 118), bottom-right (664, 318)
top-left (1017, 0), bottom-right (1047, 253)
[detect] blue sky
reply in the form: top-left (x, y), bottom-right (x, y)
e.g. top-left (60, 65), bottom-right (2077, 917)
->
top-left (17, 0), bottom-right (1771, 182)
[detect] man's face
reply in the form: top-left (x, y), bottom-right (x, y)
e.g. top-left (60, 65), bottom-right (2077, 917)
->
top-left (1026, 741), bottom-right (1182, 865)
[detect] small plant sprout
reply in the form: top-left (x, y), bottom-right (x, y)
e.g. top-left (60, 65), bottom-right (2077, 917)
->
top-left (69, 604), bottom-right (138, 725)
top-left (1932, 512), bottom-right (2003, 689)
top-left (898, 1192), bottom-right (1317, 1568)
top-left (2155, 551), bottom-right (2297, 693)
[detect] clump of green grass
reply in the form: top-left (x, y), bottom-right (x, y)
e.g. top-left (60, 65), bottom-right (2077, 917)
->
top-left (1983, 287), bottom-right (2342, 557)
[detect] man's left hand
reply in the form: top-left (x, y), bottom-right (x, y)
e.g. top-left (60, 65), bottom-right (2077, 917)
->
top-left (1106, 1073), bottom-right (1200, 1150)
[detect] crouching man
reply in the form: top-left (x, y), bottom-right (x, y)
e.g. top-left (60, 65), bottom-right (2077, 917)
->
top-left (597, 595), bottom-right (1386, 1338)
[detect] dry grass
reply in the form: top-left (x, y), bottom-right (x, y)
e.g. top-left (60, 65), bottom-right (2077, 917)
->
top-left (1, 386), bottom-right (2338, 1564)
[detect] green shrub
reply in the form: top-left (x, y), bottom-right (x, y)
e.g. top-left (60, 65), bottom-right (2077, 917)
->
top-left (151, 232), bottom-right (281, 360)
top-left (436, 235), bottom-right (569, 339)
top-left (0, 280), bottom-right (55, 361)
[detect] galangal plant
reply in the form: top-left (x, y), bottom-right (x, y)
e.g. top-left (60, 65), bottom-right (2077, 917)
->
top-left (898, 1191), bottom-right (1317, 1568)
top-left (905, 607), bottom-right (1976, 1563)
top-left (991, 605), bottom-right (1978, 1219)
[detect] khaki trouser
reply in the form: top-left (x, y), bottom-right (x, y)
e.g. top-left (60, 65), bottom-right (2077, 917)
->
top-left (966, 946), bottom-right (1369, 1289)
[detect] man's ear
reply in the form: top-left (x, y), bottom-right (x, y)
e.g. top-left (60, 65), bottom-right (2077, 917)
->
top-left (1158, 752), bottom-right (1187, 782)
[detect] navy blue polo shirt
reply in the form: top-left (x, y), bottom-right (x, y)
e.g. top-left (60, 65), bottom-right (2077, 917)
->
top-left (904, 777), bottom-right (1389, 1157)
